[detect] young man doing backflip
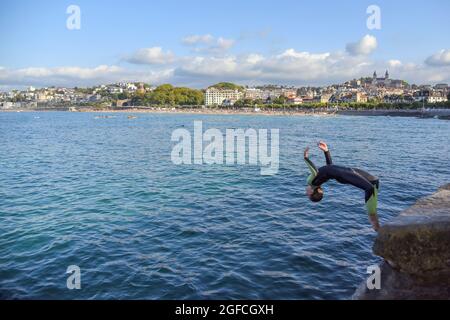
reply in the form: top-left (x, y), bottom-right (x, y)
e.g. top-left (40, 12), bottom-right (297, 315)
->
top-left (304, 141), bottom-right (380, 231)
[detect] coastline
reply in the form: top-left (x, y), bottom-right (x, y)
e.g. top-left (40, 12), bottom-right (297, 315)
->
top-left (0, 107), bottom-right (336, 117)
top-left (2, 107), bottom-right (450, 119)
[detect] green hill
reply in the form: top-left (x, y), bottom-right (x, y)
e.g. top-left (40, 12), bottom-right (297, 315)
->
top-left (208, 82), bottom-right (244, 91)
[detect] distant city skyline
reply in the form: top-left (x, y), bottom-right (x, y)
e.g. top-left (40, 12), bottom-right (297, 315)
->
top-left (0, 0), bottom-right (449, 90)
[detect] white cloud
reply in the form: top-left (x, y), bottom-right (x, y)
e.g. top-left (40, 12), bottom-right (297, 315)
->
top-left (173, 47), bottom-right (450, 87)
top-left (346, 35), bottom-right (378, 56)
top-left (245, 54), bottom-right (264, 64)
top-left (0, 65), bottom-right (122, 80)
top-left (0, 65), bottom-right (174, 88)
top-left (125, 47), bottom-right (175, 65)
top-left (176, 56), bottom-right (240, 77)
top-left (182, 34), bottom-right (235, 53)
top-left (383, 62), bottom-right (450, 84)
top-left (388, 59), bottom-right (402, 67)
top-left (182, 34), bottom-right (214, 45)
top-left (216, 37), bottom-right (235, 51)
top-left (425, 49), bottom-right (450, 66)
top-left (276, 49), bottom-right (331, 61)
top-left (2, 36), bottom-right (450, 89)
top-left (174, 50), bottom-right (366, 86)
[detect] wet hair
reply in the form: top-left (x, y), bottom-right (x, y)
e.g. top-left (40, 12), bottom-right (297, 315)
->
top-left (309, 187), bottom-right (323, 202)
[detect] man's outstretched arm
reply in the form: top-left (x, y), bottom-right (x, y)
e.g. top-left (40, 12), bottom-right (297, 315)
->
top-left (318, 141), bottom-right (332, 165)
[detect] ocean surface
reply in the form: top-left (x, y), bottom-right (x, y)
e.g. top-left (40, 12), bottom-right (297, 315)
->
top-left (1, 112), bottom-right (449, 300)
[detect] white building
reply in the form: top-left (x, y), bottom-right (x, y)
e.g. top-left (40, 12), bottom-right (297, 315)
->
top-left (205, 88), bottom-right (243, 106)
top-left (427, 94), bottom-right (448, 103)
top-left (287, 97), bottom-right (303, 105)
top-left (244, 88), bottom-right (264, 100)
top-left (244, 87), bottom-right (295, 101)
top-left (317, 93), bottom-right (332, 103)
top-left (281, 89), bottom-right (297, 99)
top-left (1, 102), bottom-right (15, 109)
top-left (108, 86), bottom-right (123, 94)
top-left (37, 92), bottom-right (49, 101)
top-left (126, 83), bottom-right (138, 92)
top-left (435, 83), bottom-right (448, 90)
top-left (262, 89), bottom-right (283, 100)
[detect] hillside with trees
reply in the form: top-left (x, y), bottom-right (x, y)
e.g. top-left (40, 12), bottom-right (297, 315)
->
top-left (208, 82), bottom-right (244, 91)
top-left (131, 84), bottom-right (204, 106)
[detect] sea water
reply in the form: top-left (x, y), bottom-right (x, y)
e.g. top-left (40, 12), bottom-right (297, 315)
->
top-left (0, 112), bottom-right (449, 299)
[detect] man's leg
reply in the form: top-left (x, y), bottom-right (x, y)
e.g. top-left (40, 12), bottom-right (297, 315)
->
top-left (351, 168), bottom-right (380, 231)
top-left (369, 179), bottom-right (380, 231)
top-left (367, 185), bottom-right (380, 231)
top-left (353, 168), bottom-right (379, 187)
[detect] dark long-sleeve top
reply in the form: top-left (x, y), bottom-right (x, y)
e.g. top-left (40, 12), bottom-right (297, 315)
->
top-left (304, 149), bottom-right (379, 215)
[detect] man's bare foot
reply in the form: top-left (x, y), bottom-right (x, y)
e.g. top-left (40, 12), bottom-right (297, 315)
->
top-left (369, 215), bottom-right (380, 232)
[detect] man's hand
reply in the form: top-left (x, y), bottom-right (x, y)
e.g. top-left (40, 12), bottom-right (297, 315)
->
top-left (304, 147), bottom-right (310, 159)
top-left (318, 141), bottom-right (328, 152)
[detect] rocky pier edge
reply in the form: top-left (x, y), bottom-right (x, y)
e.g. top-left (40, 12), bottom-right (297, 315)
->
top-left (353, 184), bottom-right (450, 300)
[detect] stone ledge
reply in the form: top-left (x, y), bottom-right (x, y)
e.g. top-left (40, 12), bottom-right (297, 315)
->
top-left (354, 184), bottom-right (450, 299)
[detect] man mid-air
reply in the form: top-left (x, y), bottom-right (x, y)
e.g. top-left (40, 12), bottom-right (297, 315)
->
top-left (304, 141), bottom-right (380, 231)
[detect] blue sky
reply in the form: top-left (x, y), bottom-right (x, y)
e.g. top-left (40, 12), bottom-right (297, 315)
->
top-left (0, 0), bottom-right (449, 89)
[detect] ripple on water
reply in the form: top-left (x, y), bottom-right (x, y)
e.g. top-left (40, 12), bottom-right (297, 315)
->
top-left (0, 113), bottom-right (449, 299)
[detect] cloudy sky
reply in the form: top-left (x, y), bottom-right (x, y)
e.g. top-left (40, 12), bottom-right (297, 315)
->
top-left (0, 0), bottom-right (449, 90)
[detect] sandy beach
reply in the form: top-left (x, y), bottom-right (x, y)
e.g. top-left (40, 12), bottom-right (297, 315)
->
top-left (3, 107), bottom-right (450, 119)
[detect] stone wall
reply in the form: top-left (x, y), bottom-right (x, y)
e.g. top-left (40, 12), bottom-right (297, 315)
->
top-left (354, 184), bottom-right (450, 299)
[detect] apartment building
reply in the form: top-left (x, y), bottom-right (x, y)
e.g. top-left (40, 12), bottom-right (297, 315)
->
top-left (205, 88), bottom-right (243, 106)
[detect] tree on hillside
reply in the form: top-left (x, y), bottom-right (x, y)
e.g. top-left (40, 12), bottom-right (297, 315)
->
top-left (117, 92), bottom-right (129, 100)
top-left (234, 99), bottom-right (254, 107)
top-left (143, 84), bottom-right (204, 106)
top-left (208, 82), bottom-right (244, 91)
top-left (272, 95), bottom-right (287, 105)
